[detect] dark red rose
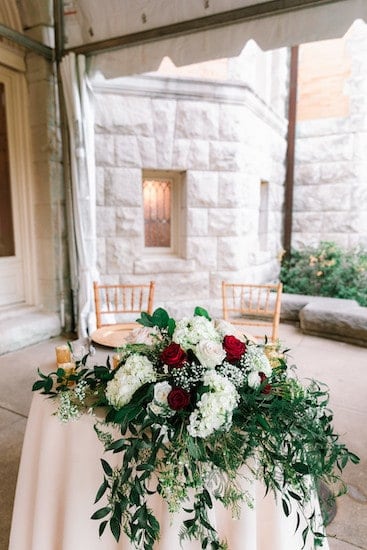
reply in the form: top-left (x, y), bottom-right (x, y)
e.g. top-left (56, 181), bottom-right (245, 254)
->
top-left (167, 387), bottom-right (190, 410)
top-left (259, 372), bottom-right (272, 394)
top-left (223, 335), bottom-right (246, 363)
top-left (160, 342), bottom-right (187, 367)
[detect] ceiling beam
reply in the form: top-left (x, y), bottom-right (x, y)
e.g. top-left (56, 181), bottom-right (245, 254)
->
top-left (0, 23), bottom-right (53, 60)
top-left (66, 0), bottom-right (346, 57)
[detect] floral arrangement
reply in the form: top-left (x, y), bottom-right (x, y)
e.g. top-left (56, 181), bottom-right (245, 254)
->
top-left (33, 307), bottom-right (359, 550)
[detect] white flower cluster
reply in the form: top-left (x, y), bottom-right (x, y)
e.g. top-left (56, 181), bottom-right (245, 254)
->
top-left (173, 316), bottom-right (221, 351)
top-left (188, 371), bottom-right (239, 438)
top-left (106, 354), bottom-right (156, 409)
top-left (170, 361), bottom-right (206, 391)
top-left (56, 391), bottom-right (81, 423)
top-left (216, 362), bottom-right (245, 388)
top-left (148, 381), bottom-right (174, 417)
top-left (242, 345), bottom-right (272, 389)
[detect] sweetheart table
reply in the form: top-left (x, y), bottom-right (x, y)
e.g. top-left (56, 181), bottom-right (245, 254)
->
top-left (9, 392), bottom-right (329, 550)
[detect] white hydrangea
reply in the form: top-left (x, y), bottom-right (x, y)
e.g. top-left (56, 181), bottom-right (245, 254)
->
top-left (213, 319), bottom-right (247, 342)
top-left (195, 340), bottom-right (226, 369)
top-left (188, 372), bottom-right (239, 438)
top-left (173, 316), bottom-right (221, 350)
top-left (243, 345), bottom-right (272, 377)
top-left (106, 354), bottom-right (156, 409)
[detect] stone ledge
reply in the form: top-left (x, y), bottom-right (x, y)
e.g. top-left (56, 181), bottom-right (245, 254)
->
top-left (0, 308), bottom-right (61, 355)
top-left (280, 293), bottom-right (367, 347)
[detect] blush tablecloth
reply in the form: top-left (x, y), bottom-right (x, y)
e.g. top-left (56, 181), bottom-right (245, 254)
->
top-left (9, 393), bottom-right (329, 550)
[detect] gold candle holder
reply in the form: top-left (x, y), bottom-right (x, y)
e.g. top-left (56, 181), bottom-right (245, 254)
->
top-left (55, 344), bottom-right (72, 364)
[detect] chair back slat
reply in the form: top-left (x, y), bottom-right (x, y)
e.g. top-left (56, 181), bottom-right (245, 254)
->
top-left (222, 281), bottom-right (283, 342)
top-left (93, 281), bottom-right (155, 329)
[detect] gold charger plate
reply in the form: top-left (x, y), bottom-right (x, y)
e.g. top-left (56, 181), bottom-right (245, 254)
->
top-left (91, 323), bottom-right (138, 348)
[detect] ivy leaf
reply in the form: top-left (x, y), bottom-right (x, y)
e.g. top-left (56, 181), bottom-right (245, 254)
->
top-left (194, 306), bottom-right (211, 321)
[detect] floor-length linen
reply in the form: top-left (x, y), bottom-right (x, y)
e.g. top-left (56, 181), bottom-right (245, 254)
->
top-left (9, 394), bottom-right (329, 550)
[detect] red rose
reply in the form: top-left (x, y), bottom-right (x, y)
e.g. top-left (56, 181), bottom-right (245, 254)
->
top-left (259, 372), bottom-right (272, 394)
top-left (167, 387), bottom-right (191, 410)
top-left (160, 342), bottom-right (187, 367)
top-left (223, 335), bottom-right (246, 363)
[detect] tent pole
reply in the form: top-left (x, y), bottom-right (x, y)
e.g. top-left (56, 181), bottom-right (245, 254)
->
top-left (53, 0), bottom-right (77, 332)
top-left (0, 23), bottom-right (52, 59)
top-left (283, 45), bottom-right (299, 258)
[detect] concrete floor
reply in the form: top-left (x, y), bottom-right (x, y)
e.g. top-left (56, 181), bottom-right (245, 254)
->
top-left (0, 324), bottom-right (366, 550)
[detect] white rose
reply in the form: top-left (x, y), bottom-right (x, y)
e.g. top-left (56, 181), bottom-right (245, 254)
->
top-left (195, 340), bottom-right (226, 369)
top-left (149, 381), bottom-right (174, 418)
top-left (247, 370), bottom-right (261, 389)
top-left (153, 381), bottom-right (172, 404)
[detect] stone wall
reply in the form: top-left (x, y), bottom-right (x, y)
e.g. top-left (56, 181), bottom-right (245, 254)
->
top-left (293, 20), bottom-right (367, 249)
top-left (93, 68), bottom-right (288, 317)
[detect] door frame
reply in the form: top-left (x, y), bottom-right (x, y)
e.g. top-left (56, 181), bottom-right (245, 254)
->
top-left (0, 48), bottom-right (37, 306)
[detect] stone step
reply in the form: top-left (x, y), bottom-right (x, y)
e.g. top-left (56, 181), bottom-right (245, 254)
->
top-left (0, 308), bottom-right (61, 355)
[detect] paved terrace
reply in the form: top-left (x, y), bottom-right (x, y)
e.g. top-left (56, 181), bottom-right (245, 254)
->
top-left (0, 323), bottom-right (366, 550)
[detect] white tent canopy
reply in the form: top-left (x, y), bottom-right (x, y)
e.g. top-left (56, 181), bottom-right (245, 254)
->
top-left (62, 0), bottom-right (367, 78)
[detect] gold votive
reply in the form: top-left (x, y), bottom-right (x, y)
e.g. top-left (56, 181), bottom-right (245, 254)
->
top-left (55, 344), bottom-right (72, 364)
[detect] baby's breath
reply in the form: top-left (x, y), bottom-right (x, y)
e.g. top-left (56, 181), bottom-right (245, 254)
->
top-left (55, 391), bottom-right (81, 422)
top-left (170, 361), bottom-right (206, 390)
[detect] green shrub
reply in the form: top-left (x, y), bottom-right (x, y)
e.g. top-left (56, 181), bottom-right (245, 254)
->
top-left (280, 241), bottom-right (367, 306)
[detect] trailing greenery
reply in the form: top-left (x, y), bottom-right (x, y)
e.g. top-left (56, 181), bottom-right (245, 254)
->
top-left (280, 241), bottom-right (367, 306)
top-left (32, 307), bottom-right (359, 550)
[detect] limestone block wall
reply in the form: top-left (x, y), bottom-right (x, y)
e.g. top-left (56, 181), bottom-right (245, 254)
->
top-left (93, 75), bottom-right (288, 316)
top-left (293, 20), bottom-right (367, 249)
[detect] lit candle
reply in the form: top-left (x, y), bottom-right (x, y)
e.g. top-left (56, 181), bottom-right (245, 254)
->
top-left (55, 344), bottom-right (72, 364)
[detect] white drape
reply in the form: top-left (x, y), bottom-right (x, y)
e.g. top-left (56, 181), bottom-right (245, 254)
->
top-left (60, 53), bottom-right (97, 337)
top-left (62, 0), bottom-right (367, 79)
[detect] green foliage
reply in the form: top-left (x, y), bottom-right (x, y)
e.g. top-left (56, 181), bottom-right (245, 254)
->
top-left (32, 309), bottom-right (360, 550)
top-left (280, 241), bottom-right (367, 306)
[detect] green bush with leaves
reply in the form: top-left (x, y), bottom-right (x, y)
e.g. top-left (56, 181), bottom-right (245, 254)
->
top-left (280, 241), bottom-right (367, 306)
